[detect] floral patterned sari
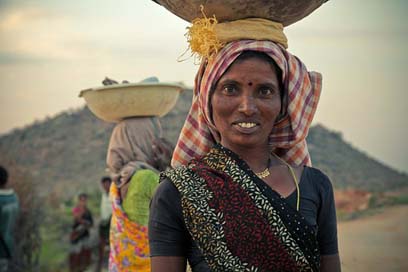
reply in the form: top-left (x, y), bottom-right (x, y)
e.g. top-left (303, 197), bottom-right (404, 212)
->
top-left (163, 144), bottom-right (320, 272)
top-left (109, 184), bottom-right (150, 272)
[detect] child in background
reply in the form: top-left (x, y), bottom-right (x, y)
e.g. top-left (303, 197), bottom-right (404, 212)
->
top-left (69, 193), bottom-right (93, 272)
top-left (95, 177), bottom-right (112, 272)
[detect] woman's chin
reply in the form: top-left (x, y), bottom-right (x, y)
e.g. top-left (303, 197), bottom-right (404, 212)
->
top-left (221, 137), bottom-right (268, 151)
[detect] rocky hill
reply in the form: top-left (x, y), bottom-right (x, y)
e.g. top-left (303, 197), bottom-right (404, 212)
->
top-left (0, 88), bottom-right (406, 199)
top-left (307, 125), bottom-right (407, 190)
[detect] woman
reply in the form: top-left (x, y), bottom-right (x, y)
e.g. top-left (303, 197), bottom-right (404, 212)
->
top-left (148, 38), bottom-right (341, 271)
top-left (107, 117), bottom-right (173, 271)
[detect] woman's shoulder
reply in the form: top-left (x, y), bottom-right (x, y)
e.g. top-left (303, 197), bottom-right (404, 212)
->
top-left (303, 166), bottom-right (334, 192)
top-left (150, 176), bottom-right (185, 227)
top-left (161, 164), bottom-right (192, 179)
top-left (160, 164), bottom-right (200, 191)
top-left (154, 176), bottom-right (180, 199)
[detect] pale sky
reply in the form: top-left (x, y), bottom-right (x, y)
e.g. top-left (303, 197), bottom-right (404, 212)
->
top-left (0, 0), bottom-right (407, 173)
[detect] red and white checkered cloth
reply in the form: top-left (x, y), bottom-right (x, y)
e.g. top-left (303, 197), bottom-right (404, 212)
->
top-left (172, 40), bottom-right (322, 167)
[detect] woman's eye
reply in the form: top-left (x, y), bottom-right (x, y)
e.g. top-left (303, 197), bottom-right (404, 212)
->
top-left (259, 88), bottom-right (273, 96)
top-left (222, 85), bottom-right (237, 95)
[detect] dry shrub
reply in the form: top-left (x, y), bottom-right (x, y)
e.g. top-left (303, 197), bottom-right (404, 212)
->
top-left (335, 189), bottom-right (372, 213)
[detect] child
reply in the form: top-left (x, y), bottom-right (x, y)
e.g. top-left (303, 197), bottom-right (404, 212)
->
top-left (69, 193), bottom-right (93, 272)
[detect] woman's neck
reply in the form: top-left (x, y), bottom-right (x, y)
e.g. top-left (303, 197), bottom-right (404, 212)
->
top-left (222, 143), bottom-right (271, 173)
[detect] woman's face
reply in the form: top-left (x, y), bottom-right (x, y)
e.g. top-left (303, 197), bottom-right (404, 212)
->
top-left (211, 56), bottom-right (281, 151)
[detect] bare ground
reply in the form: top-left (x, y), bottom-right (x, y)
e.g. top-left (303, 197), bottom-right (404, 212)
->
top-left (338, 205), bottom-right (408, 272)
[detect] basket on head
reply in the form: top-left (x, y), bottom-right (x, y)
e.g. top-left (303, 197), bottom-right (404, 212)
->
top-left (79, 82), bottom-right (184, 123)
top-left (152, 0), bottom-right (328, 26)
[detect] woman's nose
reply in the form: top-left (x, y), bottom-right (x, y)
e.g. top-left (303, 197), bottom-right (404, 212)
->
top-left (238, 95), bottom-right (258, 116)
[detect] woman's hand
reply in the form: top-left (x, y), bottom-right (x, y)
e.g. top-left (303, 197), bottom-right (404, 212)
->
top-left (151, 138), bottom-right (174, 172)
top-left (151, 256), bottom-right (186, 272)
top-left (320, 254), bottom-right (341, 272)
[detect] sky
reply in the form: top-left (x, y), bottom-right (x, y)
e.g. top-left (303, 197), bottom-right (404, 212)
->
top-left (0, 0), bottom-right (407, 173)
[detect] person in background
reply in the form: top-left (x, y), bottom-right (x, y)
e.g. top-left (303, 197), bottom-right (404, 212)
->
top-left (69, 193), bottom-right (93, 272)
top-left (0, 165), bottom-right (19, 272)
top-left (95, 176), bottom-right (112, 272)
top-left (106, 117), bottom-right (173, 271)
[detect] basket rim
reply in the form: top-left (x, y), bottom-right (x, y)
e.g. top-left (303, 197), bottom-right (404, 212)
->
top-left (79, 82), bottom-right (184, 97)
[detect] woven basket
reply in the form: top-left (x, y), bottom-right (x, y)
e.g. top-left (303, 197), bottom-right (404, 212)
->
top-left (79, 83), bottom-right (183, 123)
top-left (152, 0), bottom-right (328, 26)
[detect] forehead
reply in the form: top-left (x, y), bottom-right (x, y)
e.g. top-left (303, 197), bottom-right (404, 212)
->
top-left (217, 56), bottom-right (279, 84)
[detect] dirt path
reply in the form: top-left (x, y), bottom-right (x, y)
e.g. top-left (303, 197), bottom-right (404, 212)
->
top-left (338, 205), bottom-right (408, 272)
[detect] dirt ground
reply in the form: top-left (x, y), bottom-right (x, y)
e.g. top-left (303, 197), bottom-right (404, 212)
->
top-left (338, 205), bottom-right (408, 272)
top-left (87, 206), bottom-right (407, 272)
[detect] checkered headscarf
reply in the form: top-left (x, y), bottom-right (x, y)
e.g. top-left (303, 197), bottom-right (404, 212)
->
top-left (172, 40), bottom-right (322, 167)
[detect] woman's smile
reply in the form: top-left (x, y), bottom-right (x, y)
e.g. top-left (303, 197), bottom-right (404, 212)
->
top-left (211, 55), bottom-right (282, 151)
top-left (232, 121), bottom-right (260, 133)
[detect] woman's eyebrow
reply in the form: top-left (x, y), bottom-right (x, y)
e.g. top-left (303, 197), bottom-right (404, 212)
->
top-left (216, 78), bottom-right (240, 86)
top-left (258, 82), bottom-right (279, 89)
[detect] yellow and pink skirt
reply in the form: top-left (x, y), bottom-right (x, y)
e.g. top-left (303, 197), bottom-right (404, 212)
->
top-left (108, 184), bottom-right (150, 272)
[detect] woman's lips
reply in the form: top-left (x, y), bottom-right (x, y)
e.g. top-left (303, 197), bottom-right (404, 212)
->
top-left (232, 122), bottom-right (260, 134)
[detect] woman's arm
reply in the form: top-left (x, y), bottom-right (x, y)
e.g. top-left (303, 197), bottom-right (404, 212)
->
top-left (149, 179), bottom-right (190, 272)
top-left (320, 254), bottom-right (341, 272)
top-left (314, 170), bottom-right (341, 271)
top-left (151, 256), bottom-right (186, 272)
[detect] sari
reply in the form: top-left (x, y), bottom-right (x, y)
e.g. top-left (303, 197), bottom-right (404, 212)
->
top-left (163, 144), bottom-right (320, 272)
top-left (107, 117), bottom-right (162, 271)
top-left (109, 183), bottom-right (150, 272)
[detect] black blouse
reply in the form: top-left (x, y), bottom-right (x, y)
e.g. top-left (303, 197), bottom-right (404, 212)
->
top-left (149, 166), bottom-right (338, 271)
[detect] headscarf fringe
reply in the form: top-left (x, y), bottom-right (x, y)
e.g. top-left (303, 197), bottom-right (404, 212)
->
top-left (179, 5), bottom-right (225, 63)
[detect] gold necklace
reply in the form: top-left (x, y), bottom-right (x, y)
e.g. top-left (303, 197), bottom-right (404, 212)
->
top-left (272, 153), bottom-right (301, 211)
top-left (255, 157), bottom-right (271, 179)
top-left (255, 168), bottom-right (270, 179)
top-left (254, 153), bottom-right (301, 211)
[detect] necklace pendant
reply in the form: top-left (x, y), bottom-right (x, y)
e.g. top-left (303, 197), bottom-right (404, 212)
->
top-left (255, 168), bottom-right (270, 179)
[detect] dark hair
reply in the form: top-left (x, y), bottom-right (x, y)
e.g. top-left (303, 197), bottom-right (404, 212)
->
top-left (0, 165), bottom-right (8, 187)
top-left (101, 176), bottom-right (112, 183)
top-left (78, 193), bottom-right (88, 200)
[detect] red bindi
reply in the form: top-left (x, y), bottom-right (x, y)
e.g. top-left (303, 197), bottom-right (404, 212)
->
top-left (248, 82), bottom-right (253, 86)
